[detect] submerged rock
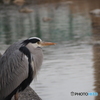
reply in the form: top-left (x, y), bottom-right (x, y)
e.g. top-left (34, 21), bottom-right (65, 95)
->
top-left (90, 9), bottom-right (100, 17)
top-left (13, 0), bottom-right (25, 6)
top-left (19, 7), bottom-right (33, 13)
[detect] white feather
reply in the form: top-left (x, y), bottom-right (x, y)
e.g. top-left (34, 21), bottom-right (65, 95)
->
top-left (28, 37), bottom-right (42, 41)
top-left (24, 55), bottom-right (28, 60)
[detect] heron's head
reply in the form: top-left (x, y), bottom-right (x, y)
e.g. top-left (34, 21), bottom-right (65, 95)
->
top-left (23, 37), bottom-right (56, 48)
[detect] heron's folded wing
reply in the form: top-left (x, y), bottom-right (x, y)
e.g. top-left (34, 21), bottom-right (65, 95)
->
top-left (0, 50), bottom-right (28, 99)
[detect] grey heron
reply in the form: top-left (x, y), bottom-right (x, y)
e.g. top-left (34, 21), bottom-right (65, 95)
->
top-left (0, 37), bottom-right (55, 100)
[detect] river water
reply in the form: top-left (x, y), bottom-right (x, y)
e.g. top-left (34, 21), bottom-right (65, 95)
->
top-left (0, 3), bottom-right (94, 100)
top-left (31, 40), bottom-right (94, 100)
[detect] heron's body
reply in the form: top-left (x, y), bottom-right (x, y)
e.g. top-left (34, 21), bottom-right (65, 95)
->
top-left (0, 38), bottom-right (44, 100)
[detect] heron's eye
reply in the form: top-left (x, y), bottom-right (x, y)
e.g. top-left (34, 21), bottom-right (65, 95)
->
top-left (37, 41), bottom-right (40, 44)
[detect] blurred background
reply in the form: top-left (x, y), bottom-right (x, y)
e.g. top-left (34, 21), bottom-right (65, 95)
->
top-left (0, 0), bottom-right (100, 100)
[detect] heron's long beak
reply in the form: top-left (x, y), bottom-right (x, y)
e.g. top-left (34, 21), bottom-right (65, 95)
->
top-left (40, 42), bottom-right (56, 46)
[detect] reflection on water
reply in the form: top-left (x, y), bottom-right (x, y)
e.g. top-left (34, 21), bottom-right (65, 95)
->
top-left (0, 3), bottom-right (91, 44)
top-left (0, 2), bottom-right (94, 100)
top-left (91, 12), bottom-right (100, 100)
top-left (93, 44), bottom-right (100, 100)
top-left (31, 41), bottom-right (94, 100)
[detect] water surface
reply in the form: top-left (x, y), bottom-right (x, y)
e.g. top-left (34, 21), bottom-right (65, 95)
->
top-left (0, 3), bottom-right (94, 100)
top-left (31, 41), bottom-right (94, 100)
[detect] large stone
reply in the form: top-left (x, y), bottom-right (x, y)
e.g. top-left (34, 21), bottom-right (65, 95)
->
top-left (12, 86), bottom-right (42, 100)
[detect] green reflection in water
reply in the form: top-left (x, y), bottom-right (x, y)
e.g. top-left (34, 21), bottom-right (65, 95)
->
top-left (2, 8), bottom-right (12, 44)
top-left (68, 6), bottom-right (74, 40)
top-left (34, 7), bottom-right (41, 38)
top-left (0, 4), bottom-right (92, 45)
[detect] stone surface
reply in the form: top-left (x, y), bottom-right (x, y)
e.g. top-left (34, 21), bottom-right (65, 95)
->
top-left (12, 86), bottom-right (42, 100)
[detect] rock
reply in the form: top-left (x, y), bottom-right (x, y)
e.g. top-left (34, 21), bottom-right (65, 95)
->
top-left (19, 7), bottom-right (33, 13)
top-left (12, 86), bottom-right (42, 100)
top-left (42, 17), bottom-right (52, 22)
top-left (90, 9), bottom-right (100, 17)
top-left (13, 0), bottom-right (25, 6)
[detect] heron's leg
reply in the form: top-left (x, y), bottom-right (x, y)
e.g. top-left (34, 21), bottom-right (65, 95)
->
top-left (14, 93), bottom-right (19, 100)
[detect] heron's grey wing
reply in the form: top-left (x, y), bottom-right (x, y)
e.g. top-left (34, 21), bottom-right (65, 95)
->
top-left (0, 49), bottom-right (28, 99)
